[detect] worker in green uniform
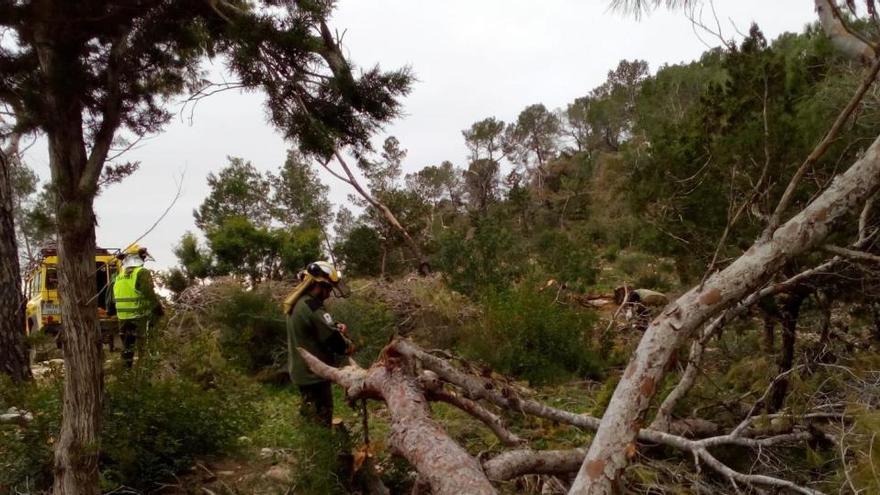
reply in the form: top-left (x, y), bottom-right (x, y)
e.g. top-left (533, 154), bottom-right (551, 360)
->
top-left (285, 261), bottom-right (353, 426)
top-left (110, 244), bottom-right (164, 368)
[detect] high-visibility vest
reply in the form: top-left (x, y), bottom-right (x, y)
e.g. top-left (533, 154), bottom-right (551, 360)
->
top-left (113, 267), bottom-right (148, 320)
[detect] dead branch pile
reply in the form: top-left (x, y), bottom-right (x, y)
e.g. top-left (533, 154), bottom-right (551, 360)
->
top-left (350, 273), bottom-right (479, 337)
top-left (301, 338), bottom-right (840, 495)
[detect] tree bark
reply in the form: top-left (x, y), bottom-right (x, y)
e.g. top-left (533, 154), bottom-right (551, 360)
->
top-left (769, 291), bottom-right (806, 412)
top-left (569, 133), bottom-right (880, 495)
top-left (484, 449), bottom-right (587, 481)
top-left (0, 141), bottom-right (32, 383)
top-left (33, 11), bottom-right (118, 492)
top-left (52, 197), bottom-right (103, 495)
top-left (815, 0), bottom-right (876, 62)
top-left (298, 348), bottom-right (497, 495)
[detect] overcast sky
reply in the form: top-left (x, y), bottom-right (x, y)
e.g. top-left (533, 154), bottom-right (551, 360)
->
top-left (23, 0), bottom-right (817, 270)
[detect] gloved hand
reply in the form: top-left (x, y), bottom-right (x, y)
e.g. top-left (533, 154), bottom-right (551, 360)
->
top-left (343, 334), bottom-right (356, 355)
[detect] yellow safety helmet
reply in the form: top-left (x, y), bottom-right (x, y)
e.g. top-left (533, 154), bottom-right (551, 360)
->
top-left (119, 244), bottom-right (153, 261)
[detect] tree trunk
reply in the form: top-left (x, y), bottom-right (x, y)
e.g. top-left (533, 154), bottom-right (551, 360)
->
top-left (769, 292), bottom-right (805, 412)
top-left (0, 145), bottom-right (32, 383)
top-left (51, 164), bottom-right (103, 495)
top-left (41, 118), bottom-right (104, 494)
top-left (569, 133), bottom-right (880, 495)
top-left (762, 312), bottom-right (776, 352)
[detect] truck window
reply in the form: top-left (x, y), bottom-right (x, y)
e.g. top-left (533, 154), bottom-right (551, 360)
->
top-left (46, 268), bottom-right (58, 290)
top-left (96, 262), bottom-right (109, 309)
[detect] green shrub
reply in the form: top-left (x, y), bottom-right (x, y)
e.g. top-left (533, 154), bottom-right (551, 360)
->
top-left (100, 372), bottom-right (258, 490)
top-left (460, 281), bottom-right (602, 384)
top-left (533, 229), bottom-right (598, 292)
top-left (327, 290), bottom-right (396, 364)
top-left (0, 374), bottom-right (63, 492)
top-left (0, 345), bottom-right (258, 493)
top-left (433, 218), bottom-right (524, 296)
top-left (210, 285), bottom-right (287, 373)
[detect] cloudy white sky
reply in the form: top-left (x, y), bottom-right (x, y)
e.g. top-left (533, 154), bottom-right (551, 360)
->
top-left (24, 0), bottom-right (817, 269)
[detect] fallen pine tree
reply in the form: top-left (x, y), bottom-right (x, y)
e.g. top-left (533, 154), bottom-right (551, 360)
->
top-left (299, 338), bottom-right (842, 495)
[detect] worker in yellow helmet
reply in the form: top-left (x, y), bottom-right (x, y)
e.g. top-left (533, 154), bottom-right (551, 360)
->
top-left (110, 245), bottom-right (163, 368)
top-left (285, 260), bottom-right (353, 425)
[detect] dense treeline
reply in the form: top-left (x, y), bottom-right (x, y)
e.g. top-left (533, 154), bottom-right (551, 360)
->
top-left (170, 24), bottom-right (879, 293)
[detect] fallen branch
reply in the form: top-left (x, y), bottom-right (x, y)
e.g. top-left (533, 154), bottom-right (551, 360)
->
top-left (297, 347), bottom-right (496, 495)
top-left (394, 339), bottom-right (827, 493)
top-left (483, 448), bottom-right (586, 481)
top-left (419, 370), bottom-right (524, 447)
top-left (821, 244), bottom-right (880, 264)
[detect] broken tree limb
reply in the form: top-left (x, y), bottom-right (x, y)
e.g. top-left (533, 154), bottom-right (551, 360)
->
top-left (483, 449), bottom-right (586, 481)
top-left (297, 347), bottom-right (496, 495)
top-left (419, 370), bottom-right (524, 447)
top-left (815, 0), bottom-right (877, 63)
top-left (570, 132), bottom-right (880, 494)
top-left (308, 339), bottom-right (831, 494)
top-left (821, 244), bottom-right (880, 264)
top-left (483, 432), bottom-right (822, 495)
top-left (328, 151), bottom-right (431, 275)
top-left (393, 339), bottom-right (603, 430)
top-left (652, 238), bottom-right (876, 433)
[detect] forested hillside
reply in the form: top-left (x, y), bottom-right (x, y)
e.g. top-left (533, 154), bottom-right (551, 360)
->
top-left (2, 1), bottom-right (880, 494)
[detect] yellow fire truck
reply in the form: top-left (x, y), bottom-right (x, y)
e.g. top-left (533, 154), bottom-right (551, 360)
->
top-left (24, 246), bottom-right (120, 336)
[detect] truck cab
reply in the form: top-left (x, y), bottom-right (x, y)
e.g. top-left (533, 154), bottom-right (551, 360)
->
top-left (24, 246), bottom-right (120, 336)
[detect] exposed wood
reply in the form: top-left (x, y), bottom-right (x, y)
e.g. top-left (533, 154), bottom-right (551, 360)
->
top-left (815, 0), bottom-right (877, 62)
top-left (297, 347), bottom-right (497, 495)
top-left (822, 244), bottom-right (880, 264)
top-left (484, 449), bottom-right (587, 481)
top-left (305, 338), bottom-right (831, 495)
top-left (571, 130), bottom-right (880, 494)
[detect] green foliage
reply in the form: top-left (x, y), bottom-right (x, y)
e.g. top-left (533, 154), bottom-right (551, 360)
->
top-left (460, 282), bottom-right (602, 384)
top-left (335, 224), bottom-right (385, 277)
top-left (195, 157), bottom-right (273, 231)
top-left (209, 285), bottom-right (288, 374)
top-left (327, 289), bottom-right (397, 364)
top-left (0, 374), bottom-right (63, 491)
top-left (160, 267), bottom-right (191, 296)
top-left (250, 389), bottom-right (350, 495)
top-left (623, 25), bottom-right (878, 277)
top-left (503, 103), bottom-right (561, 175)
top-left (270, 150), bottom-right (332, 228)
top-left (174, 231), bottom-right (213, 280)
top-left (101, 373), bottom-right (257, 489)
top-left (433, 216), bottom-right (524, 295)
top-left (837, 408), bottom-right (880, 493)
top-left (0, 360), bottom-right (256, 493)
top-left (179, 151), bottom-right (327, 283)
top-left (532, 229), bottom-right (598, 292)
